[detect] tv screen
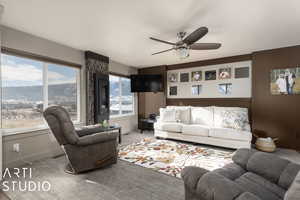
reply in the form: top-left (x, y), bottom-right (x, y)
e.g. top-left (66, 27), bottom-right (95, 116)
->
top-left (130, 74), bottom-right (163, 92)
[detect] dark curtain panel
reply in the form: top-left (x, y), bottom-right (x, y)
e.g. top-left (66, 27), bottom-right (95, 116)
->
top-left (85, 51), bottom-right (109, 125)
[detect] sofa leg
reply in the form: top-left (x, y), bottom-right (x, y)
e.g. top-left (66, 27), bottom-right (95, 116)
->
top-left (64, 163), bottom-right (76, 174)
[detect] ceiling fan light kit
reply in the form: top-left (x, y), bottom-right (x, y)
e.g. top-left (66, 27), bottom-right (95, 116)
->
top-left (150, 26), bottom-right (221, 59)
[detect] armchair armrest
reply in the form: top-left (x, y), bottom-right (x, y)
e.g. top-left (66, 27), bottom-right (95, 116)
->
top-left (196, 172), bottom-right (244, 200)
top-left (76, 131), bottom-right (118, 146)
top-left (235, 192), bottom-right (261, 200)
top-left (181, 166), bottom-right (209, 190)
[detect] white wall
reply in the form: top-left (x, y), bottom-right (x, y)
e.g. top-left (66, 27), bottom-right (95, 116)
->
top-left (167, 61), bottom-right (252, 98)
top-left (1, 26), bottom-right (138, 168)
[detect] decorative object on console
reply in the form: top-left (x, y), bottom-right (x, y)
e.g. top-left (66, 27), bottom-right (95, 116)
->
top-left (168, 72), bottom-right (178, 82)
top-left (169, 86), bottom-right (178, 96)
top-left (118, 138), bottom-right (233, 178)
top-left (205, 70), bottom-right (216, 80)
top-left (255, 136), bottom-right (278, 152)
top-left (218, 67), bottom-right (232, 79)
top-left (218, 83), bottom-right (232, 95)
top-left (235, 66), bottom-right (250, 78)
top-left (270, 67), bottom-right (300, 95)
top-left (85, 51), bottom-right (109, 125)
top-left (180, 72), bottom-right (189, 82)
top-left (191, 71), bottom-right (202, 81)
top-left (191, 85), bottom-right (202, 95)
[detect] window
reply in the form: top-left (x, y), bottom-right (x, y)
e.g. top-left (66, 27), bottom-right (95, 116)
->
top-left (1, 53), bottom-right (80, 132)
top-left (109, 74), bottom-right (134, 117)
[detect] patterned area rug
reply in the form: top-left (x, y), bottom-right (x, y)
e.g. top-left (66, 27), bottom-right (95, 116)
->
top-left (118, 138), bottom-right (234, 178)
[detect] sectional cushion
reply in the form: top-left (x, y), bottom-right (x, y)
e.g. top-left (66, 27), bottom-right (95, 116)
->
top-left (213, 107), bottom-right (250, 131)
top-left (247, 152), bottom-right (290, 183)
top-left (235, 172), bottom-right (283, 200)
top-left (284, 171), bottom-right (300, 200)
top-left (154, 122), bottom-right (183, 133)
top-left (181, 124), bottom-right (210, 136)
top-left (190, 106), bottom-right (214, 126)
top-left (160, 108), bottom-right (177, 122)
top-left (279, 162), bottom-right (300, 189)
top-left (209, 127), bottom-right (252, 142)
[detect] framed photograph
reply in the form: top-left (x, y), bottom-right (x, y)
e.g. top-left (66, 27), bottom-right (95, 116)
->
top-left (191, 71), bottom-right (202, 82)
top-left (180, 72), bottom-right (189, 82)
top-left (169, 86), bottom-right (177, 96)
top-left (191, 85), bottom-right (202, 95)
top-left (219, 67), bottom-right (231, 79)
top-left (168, 72), bottom-right (178, 82)
top-left (218, 83), bottom-right (232, 95)
top-left (235, 67), bottom-right (249, 78)
top-left (205, 70), bottom-right (216, 80)
top-left (270, 67), bottom-right (300, 95)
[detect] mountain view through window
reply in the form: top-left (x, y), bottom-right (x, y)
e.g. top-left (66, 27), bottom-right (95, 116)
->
top-left (1, 54), bottom-right (80, 131)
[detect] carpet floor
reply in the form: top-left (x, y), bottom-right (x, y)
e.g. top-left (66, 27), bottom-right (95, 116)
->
top-left (3, 131), bottom-right (300, 200)
top-left (3, 132), bottom-right (185, 200)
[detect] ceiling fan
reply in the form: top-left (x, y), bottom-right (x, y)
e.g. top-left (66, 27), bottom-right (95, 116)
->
top-left (150, 27), bottom-right (221, 59)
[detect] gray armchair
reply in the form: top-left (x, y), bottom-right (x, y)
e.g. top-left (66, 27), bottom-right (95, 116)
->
top-left (182, 148), bottom-right (300, 200)
top-left (43, 106), bottom-right (118, 174)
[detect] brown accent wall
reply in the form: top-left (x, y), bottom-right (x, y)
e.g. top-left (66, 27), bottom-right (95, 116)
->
top-left (252, 46), bottom-right (300, 150)
top-left (138, 66), bottom-right (167, 118)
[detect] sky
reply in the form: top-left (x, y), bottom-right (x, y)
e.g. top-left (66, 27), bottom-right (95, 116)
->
top-left (1, 54), bottom-right (78, 87)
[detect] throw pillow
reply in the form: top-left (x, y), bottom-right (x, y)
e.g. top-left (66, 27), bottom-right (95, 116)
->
top-left (160, 108), bottom-right (177, 122)
top-left (221, 110), bottom-right (249, 130)
top-left (175, 107), bottom-right (190, 124)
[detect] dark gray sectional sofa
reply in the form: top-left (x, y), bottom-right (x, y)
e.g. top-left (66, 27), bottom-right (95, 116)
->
top-left (182, 148), bottom-right (300, 200)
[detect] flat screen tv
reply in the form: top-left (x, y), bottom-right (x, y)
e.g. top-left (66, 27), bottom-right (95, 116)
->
top-left (130, 74), bottom-right (163, 92)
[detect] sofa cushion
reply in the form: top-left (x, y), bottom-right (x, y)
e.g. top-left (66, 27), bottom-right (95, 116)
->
top-left (154, 122), bottom-right (183, 133)
top-left (214, 163), bottom-right (246, 180)
top-left (279, 163), bottom-right (300, 189)
top-left (233, 148), bottom-right (258, 169)
top-left (247, 152), bottom-right (290, 183)
top-left (190, 106), bottom-right (214, 126)
top-left (160, 108), bottom-right (177, 122)
top-left (213, 107), bottom-right (250, 131)
top-left (284, 171), bottom-right (300, 200)
top-left (209, 127), bottom-right (252, 142)
top-left (181, 124), bottom-right (210, 137)
top-left (235, 172), bottom-right (283, 200)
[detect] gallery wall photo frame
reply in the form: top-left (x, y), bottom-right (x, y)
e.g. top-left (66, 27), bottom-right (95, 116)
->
top-left (169, 86), bottom-right (178, 96)
top-left (191, 85), bottom-right (202, 95)
top-left (205, 70), bottom-right (217, 81)
top-left (180, 72), bottom-right (189, 82)
top-left (235, 67), bottom-right (250, 79)
top-left (191, 71), bottom-right (202, 82)
top-left (168, 72), bottom-right (178, 82)
top-left (270, 66), bottom-right (300, 95)
top-left (218, 67), bottom-right (232, 79)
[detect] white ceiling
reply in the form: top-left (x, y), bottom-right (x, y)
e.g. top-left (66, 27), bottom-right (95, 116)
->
top-left (1, 0), bottom-right (300, 68)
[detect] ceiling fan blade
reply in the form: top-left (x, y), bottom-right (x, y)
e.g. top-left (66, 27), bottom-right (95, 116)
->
top-left (152, 48), bottom-right (174, 55)
top-left (190, 43), bottom-right (221, 50)
top-left (183, 27), bottom-right (208, 45)
top-left (149, 37), bottom-right (175, 45)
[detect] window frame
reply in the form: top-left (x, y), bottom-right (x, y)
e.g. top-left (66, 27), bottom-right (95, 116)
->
top-left (109, 73), bottom-right (135, 119)
top-left (0, 47), bottom-right (82, 135)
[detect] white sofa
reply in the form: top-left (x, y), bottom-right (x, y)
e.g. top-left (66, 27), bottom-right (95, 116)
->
top-left (154, 106), bottom-right (252, 149)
